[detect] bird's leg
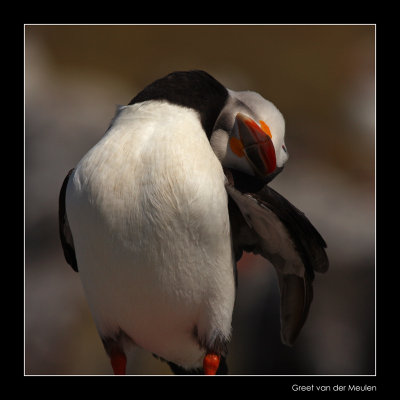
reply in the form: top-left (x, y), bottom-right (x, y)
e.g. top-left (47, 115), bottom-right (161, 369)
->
top-left (102, 336), bottom-right (127, 375)
top-left (110, 347), bottom-right (127, 375)
top-left (203, 352), bottom-right (220, 375)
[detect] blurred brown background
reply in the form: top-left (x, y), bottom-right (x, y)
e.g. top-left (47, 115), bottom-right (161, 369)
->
top-left (25, 25), bottom-right (375, 375)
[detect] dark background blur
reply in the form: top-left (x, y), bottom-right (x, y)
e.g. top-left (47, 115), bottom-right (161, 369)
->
top-left (25, 25), bottom-right (375, 375)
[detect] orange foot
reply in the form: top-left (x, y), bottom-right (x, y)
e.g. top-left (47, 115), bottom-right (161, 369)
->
top-left (110, 349), bottom-right (127, 375)
top-left (203, 352), bottom-right (220, 375)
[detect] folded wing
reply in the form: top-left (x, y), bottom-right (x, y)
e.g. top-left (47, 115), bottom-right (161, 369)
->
top-left (226, 179), bottom-right (328, 345)
top-left (59, 169), bottom-right (78, 272)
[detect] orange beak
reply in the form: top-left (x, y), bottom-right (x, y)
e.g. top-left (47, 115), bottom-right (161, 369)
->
top-left (234, 113), bottom-right (277, 176)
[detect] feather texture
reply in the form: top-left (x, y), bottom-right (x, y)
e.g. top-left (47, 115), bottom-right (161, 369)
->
top-left (63, 102), bottom-right (236, 369)
top-left (225, 176), bottom-right (328, 345)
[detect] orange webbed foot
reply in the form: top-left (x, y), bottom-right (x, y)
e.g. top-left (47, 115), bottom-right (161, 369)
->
top-left (110, 349), bottom-right (127, 375)
top-left (203, 352), bottom-right (220, 375)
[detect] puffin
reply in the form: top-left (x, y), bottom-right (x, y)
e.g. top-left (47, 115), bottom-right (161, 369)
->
top-left (58, 70), bottom-right (328, 375)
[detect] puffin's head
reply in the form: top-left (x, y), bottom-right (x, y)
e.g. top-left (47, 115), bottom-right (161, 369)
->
top-left (210, 89), bottom-right (288, 182)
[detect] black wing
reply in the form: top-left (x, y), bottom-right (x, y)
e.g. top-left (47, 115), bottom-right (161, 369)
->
top-left (58, 169), bottom-right (78, 272)
top-left (226, 178), bottom-right (328, 346)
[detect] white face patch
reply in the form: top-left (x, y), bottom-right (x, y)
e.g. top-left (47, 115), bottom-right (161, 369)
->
top-left (228, 90), bottom-right (288, 168)
top-left (210, 128), bottom-right (255, 176)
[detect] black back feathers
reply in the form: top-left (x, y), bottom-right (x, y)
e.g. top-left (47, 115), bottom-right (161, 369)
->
top-left (129, 70), bottom-right (228, 138)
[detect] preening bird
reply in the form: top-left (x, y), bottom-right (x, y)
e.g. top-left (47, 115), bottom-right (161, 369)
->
top-left (59, 70), bottom-right (328, 375)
